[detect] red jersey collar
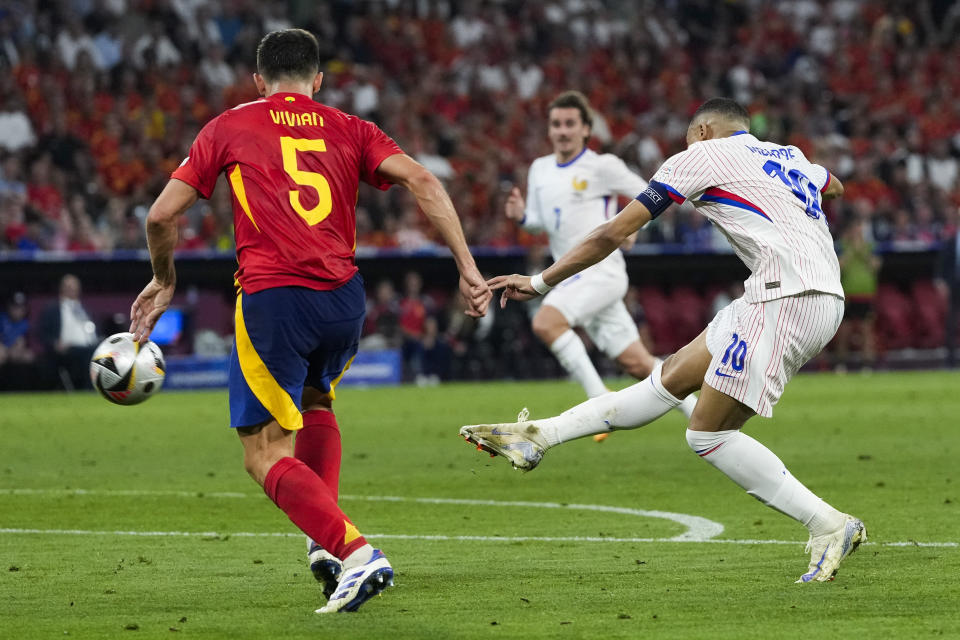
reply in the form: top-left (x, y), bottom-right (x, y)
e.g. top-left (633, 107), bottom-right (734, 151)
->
top-left (267, 92), bottom-right (314, 104)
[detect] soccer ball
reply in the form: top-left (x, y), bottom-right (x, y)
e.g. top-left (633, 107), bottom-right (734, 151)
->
top-left (89, 332), bottom-right (166, 405)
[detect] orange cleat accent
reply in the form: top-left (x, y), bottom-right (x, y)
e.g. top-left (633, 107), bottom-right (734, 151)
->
top-left (593, 433), bottom-right (610, 443)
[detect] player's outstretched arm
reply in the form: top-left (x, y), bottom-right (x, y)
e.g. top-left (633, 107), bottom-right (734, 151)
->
top-left (130, 179), bottom-right (198, 342)
top-left (375, 154), bottom-right (491, 317)
top-left (488, 200), bottom-right (653, 308)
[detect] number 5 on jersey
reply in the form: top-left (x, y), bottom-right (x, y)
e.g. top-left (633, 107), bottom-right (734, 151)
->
top-left (281, 136), bottom-right (332, 225)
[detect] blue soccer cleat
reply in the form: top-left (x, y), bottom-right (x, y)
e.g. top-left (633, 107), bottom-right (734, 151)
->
top-left (315, 549), bottom-right (394, 613)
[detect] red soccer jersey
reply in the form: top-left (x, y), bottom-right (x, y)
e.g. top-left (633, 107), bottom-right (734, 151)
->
top-left (171, 92), bottom-right (403, 293)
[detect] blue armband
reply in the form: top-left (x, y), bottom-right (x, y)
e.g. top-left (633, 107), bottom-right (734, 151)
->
top-left (635, 181), bottom-right (676, 219)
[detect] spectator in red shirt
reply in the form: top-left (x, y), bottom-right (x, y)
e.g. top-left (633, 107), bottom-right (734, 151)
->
top-left (399, 270), bottom-right (431, 379)
top-left (26, 155), bottom-right (64, 221)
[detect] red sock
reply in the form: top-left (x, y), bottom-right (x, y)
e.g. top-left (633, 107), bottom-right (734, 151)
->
top-left (295, 409), bottom-right (341, 501)
top-left (263, 457), bottom-right (367, 559)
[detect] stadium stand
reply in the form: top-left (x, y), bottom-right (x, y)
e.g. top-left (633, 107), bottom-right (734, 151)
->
top-left (1, 0), bottom-right (958, 252)
top-left (1, 0), bottom-right (958, 384)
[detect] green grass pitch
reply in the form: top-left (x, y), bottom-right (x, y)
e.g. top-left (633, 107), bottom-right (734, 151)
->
top-left (2, 371), bottom-right (959, 639)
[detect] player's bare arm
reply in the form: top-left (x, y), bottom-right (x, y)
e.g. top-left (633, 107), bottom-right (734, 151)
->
top-left (129, 178), bottom-right (198, 342)
top-left (375, 153), bottom-right (491, 317)
top-left (504, 186), bottom-right (525, 221)
top-left (488, 199), bottom-right (653, 307)
top-left (823, 172), bottom-right (844, 199)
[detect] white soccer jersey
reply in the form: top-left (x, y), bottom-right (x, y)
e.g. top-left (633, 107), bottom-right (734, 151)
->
top-left (650, 133), bottom-right (843, 303)
top-left (522, 148), bottom-right (648, 278)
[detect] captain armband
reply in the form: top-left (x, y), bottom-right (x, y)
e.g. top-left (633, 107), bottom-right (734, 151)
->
top-left (635, 181), bottom-right (677, 219)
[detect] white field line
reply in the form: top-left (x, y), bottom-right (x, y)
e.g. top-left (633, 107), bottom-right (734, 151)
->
top-left (1, 488), bottom-right (956, 549)
top-left (0, 488), bottom-right (722, 542)
top-left (0, 528), bottom-right (955, 548)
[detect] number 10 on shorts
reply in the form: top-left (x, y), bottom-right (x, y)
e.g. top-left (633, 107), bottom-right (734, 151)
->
top-left (722, 333), bottom-right (747, 371)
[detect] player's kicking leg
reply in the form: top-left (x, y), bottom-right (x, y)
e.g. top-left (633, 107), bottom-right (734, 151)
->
top-left (463, 292), bottom-right (866, 581)
top-left (591, 340), bottom-right (698, 442)
top-left (460, 332), bottom-right (711, 470)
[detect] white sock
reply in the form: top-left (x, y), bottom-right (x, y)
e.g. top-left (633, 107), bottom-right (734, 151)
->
top-left (685, 429), bottom-right (845, 536)
top-left (341, 543), bottom-right (374, 571)
top-left (648, 357), bottom-right (698, 418)
top-left (677, 394), bottom-right (698, 418)
top-left (537, 361), bottom-right (681, 446)
top-left (549, 329), bottom-right (607, 398)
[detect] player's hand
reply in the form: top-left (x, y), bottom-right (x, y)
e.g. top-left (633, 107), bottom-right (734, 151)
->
top-left (486, 274), bottom-right (539, 308)
top-left (504, 186), bottom-right (526, 222)
top-left (459, 269), bottom-right (492, 317)
top-left (129, 277), bottom-right (175, 343)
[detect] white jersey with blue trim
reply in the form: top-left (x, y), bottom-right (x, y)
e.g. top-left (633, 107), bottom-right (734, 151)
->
top-left (522, 148), bottom-right (648, 278)
top-left (650, 132), bottom-right (843, 303)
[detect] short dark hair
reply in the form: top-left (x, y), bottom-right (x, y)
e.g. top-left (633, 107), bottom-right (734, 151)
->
top-left (548, 90), bottom-right (593, 129)
top-left (256, 29), bottom-right (320, 82)
top-left (692, 97), bottom-right (750, 128)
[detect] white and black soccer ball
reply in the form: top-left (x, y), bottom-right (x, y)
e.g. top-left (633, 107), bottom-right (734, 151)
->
top-left (89, 332), bottom-right (166, 405)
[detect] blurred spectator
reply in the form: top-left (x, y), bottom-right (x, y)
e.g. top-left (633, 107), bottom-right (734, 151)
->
top-left (835, 219), bottom-right (882, 370)
top-left (132, 23), bottom-right (181, 68)
top-left (413, 137), bottom-right (454, 181)
top-left (0, 291), bottom-right (34, 366)
top-left (26, 154), bottom-right (64, 222)
top-left (418, 316), bottom-right (451, 385)
top-left (444, 286), bottom-right (507, 380)
top-left (93, 22), bottom-right (124, 70)
top-left (360, 279), bottom-right (400, 350)
top-left (0, 193), bottom-right (41, 250)
top-left (39, 274), bottom-right (99, 390)
top-left (0, 154), bottom-right (27, 198)
top-left (0, 95), bottom-right (36, 152)
top-left (199, 43), bottom-right (235, 91)
top-left (55, 18), bottom-right (102, 70)
top-left (394, 207), bottom-right (434, 251)
top-left (935, 208), bottom-right (960, 368)
top-left (398, 271), bottom-right (431, 379)
top-left (927, 140), bottom-right (959, 194)
top-left (39, 113), bottom-right (86, 173)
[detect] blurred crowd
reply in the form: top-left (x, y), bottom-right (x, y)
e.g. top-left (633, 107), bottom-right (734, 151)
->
top-left (0, 267), bottom-right (661, 389)
top-left (1, 0), bottom-right (959, 255)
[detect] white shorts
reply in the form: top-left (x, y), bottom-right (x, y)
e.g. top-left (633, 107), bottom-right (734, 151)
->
top-left (542, 268), bottom-right (639, 359)
top-left (704, 293), bottom-right (843, 418)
